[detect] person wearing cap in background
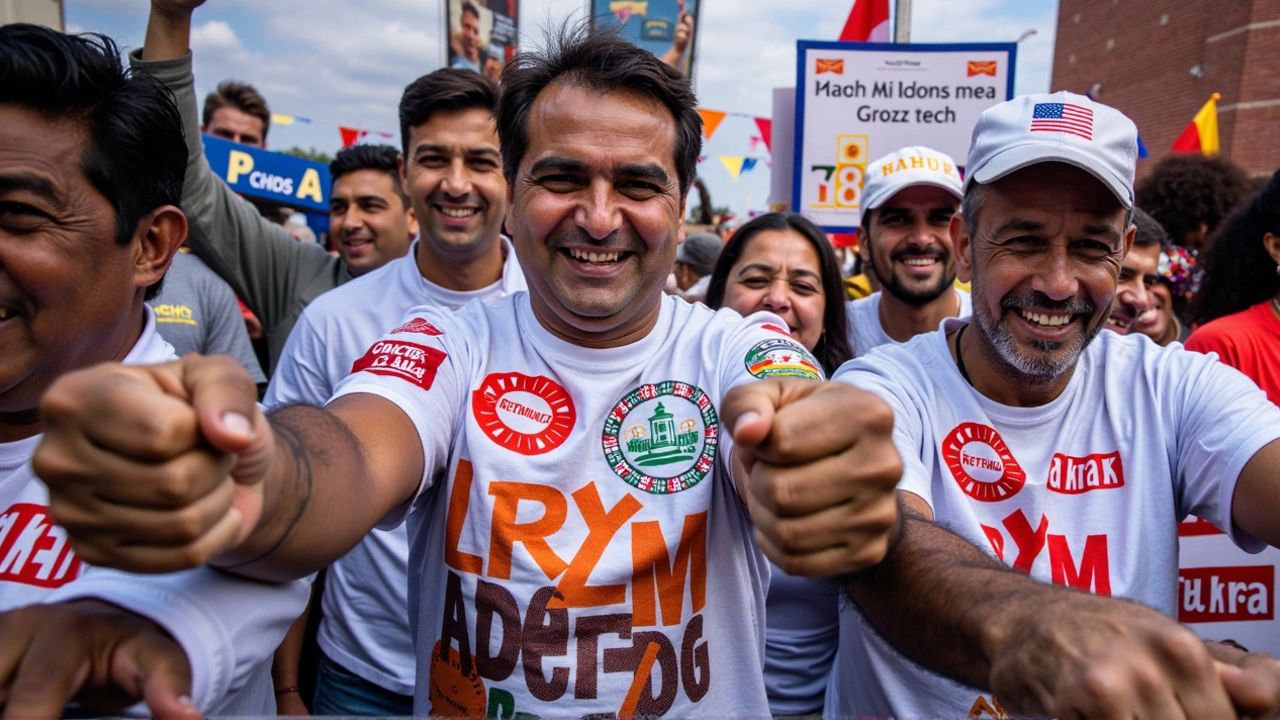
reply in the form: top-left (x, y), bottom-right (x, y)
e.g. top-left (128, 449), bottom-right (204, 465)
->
top-left (849, 146), bottom-right (970, 357)
top-left (673, 230), bottom-right (722, 303)
top-left (824, 92), bottom-right (1280, 719)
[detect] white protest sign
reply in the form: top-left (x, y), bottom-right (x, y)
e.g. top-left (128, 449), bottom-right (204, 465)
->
top-left (792, 41), bottom-right (1016, 231)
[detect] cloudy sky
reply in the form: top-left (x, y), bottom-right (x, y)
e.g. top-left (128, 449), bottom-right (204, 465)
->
top-left (67, 0), bottom-right (1060, 218)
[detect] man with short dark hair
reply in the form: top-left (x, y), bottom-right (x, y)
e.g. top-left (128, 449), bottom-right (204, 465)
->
top-left (202, 79), bottom-right (270, 147)
top-left (827, 92), bottom-right (1280, 719)
top-left (849, 146), bottom-right (969, 357)
top-left (451, 1), bottom-right (483, 72)
top-left (1104, 207), bottom-right (1166, 334)
top-left (0, 23), bottom-right (307, 716)
top-left (266, 67), bottom-right (520, 715)
top-left (4, 25), bottom-right (901, 719)
top-left (327, 144), bottom-right (417, 277)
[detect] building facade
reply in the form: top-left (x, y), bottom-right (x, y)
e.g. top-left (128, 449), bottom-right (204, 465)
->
top-left (1052, 0), bottom-right (1280, 176)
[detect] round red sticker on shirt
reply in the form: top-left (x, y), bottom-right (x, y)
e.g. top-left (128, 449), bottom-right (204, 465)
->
top-left (941, 422), bottom-right (1026, 502)
top-left (471, 372), bottom-right (576, 455)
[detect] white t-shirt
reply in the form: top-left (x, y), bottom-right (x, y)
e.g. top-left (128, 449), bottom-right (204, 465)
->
top-left (846, 288), bottom-right (971, 357)
top-left (825, 319), bottom-right (1280, 719)
top-left (0, 308), bottom-right (311, 715)
top-left (265, 238), bottom-right (525, 695)
top-left (332, 292), bottom-right (824, 717)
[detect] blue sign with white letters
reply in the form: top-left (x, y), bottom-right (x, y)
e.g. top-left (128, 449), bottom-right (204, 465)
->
top-left (202, 135), bottom-right (331, 213)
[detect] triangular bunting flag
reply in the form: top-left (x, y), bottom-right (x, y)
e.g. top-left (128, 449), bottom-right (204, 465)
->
top-left (720, 156), bottom-right (745, 181)
top-left (271, 113), bottom-right (295, 126)
top-left (749, 137), bottom-right (761, 152)
top-left (1137, 134), bottom-right (1149, 159)
top-left (339, 126), bottom-right (368, 148)
top-left (698, 155), bottom-right (707, 163)
top-left (698, 109), bottom-right (728, 140)
top-left (754, 117), bottom-right (773, 153)
top-left (742, 158), bottom-right (759, 173)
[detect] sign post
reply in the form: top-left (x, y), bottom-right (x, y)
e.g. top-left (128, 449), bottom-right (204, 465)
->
top-left (792, 41), bottom-right (1015, 232)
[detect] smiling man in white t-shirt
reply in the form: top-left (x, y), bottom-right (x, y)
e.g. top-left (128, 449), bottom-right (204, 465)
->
top-left (848, 146), bottom-right (972, 357)
top-left (829, 92), bottom-right (1280, 719)
top-left (1, 27), bottom-right (903, 719)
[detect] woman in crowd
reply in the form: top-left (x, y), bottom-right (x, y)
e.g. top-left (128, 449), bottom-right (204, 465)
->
top-left (1186, 168), bottom-right (1280, 404)
top-left (1133, 245), bottom-right (1196, 346)
top-left (705, 212), bottom-right (853, 717)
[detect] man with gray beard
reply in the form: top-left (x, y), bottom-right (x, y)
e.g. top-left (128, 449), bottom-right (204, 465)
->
top-left (827, 92), bottom-right (1280, 719)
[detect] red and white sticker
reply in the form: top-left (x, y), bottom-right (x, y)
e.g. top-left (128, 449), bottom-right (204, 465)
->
top-left (1179, 565), bottom-right (1273, 623)
top-left (351, 340), bottom-right (447, 391)
top-left (0, 503), bottom-right (83, 589)
top-left (471, 372), bottom-right (576, 455)
top-left (392, 317), bottom-right (444, 336)
top-left (942, 422), bottom-right (1027, 502)
top-left (1046, 451), bottom-right (1125, 495)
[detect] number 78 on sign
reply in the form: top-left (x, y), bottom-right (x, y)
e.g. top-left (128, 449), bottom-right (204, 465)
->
top-left (810, 134), bottom-right (868, 210)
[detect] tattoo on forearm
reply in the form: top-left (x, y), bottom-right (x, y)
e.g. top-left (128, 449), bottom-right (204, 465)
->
top-left (223, 419), bottom-right (313, 568)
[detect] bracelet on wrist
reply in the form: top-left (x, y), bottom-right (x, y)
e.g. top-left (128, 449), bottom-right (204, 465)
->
top-left (275, 685), bottom-right (301, 696)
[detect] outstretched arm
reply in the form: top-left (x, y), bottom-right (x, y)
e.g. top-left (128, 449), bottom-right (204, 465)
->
top-left (34, 355), bottom-right (426, 583)
top-left (134, 0), bottom-right (340, 351)
top-left (849, 491), bottom-right (1280, 718)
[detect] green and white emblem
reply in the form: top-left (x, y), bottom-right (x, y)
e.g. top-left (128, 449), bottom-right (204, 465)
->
top-left (601, 381), bottom-right (719, 494)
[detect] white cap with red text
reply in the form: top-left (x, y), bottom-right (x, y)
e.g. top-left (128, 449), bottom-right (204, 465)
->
top-left (964, 91), bottom-right (1138, 209)
top-left (861, 146), bottom-right (963, 223)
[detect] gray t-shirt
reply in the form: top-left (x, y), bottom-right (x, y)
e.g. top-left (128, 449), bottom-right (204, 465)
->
top-left (148, 251), bottom-right (267, 383)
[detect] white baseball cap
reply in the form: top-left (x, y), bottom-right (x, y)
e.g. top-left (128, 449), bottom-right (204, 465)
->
top-left (964, 91), bottom-right (1138, 209)
top-left (861, 146), bottom-right (963, 223)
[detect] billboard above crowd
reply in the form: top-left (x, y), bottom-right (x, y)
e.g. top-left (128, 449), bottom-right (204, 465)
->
top-left (446, 0), bottom-right (518, 84)
top-left (792, 41), bottom-right (1016, 232)
top-left (590, 0), bottom-right (701, 79)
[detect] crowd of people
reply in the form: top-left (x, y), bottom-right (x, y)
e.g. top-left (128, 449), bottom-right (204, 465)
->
top-left (3, 2), bottom-right (1280, 719)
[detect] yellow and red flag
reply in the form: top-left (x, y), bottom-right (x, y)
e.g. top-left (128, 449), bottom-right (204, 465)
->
top-left (1171, 93), bottom-right (1221, 155)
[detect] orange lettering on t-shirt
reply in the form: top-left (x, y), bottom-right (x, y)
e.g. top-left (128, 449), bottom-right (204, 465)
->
top-left (487, 482), bottom-right (568, 581)
top-left (1048, 533), bottom-right (1111, 596)
top-left (552, 482), bottom-right (643, 609)
top-left (445, 460), bottom-right (483, 574)
top-left (630, 511), bottom-right (707, 627)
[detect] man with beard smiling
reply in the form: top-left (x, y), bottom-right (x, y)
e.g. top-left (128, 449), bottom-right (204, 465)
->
top-left (825, 92), bottom-right (1280, 719)
top-left (1, 26), bottom-right (901, 719)
top-left (848, 146), bottom-right (970, 357)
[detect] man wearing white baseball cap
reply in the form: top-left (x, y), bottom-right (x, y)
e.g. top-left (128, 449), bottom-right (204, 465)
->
top-left (826, 92), bottom-right (1280, 719)
top-left (849, 146), bottom-right (970, 357)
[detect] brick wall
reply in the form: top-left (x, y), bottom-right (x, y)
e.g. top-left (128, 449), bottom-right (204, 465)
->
top-left (1051, 0), bottom-right (1280, 178)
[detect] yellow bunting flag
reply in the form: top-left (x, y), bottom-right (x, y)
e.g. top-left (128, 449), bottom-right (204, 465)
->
top-left (698, 108), bottom-right (727, 140)
top-left (271, 113), bottom-right (295, 126)
top-left (720, 155), bottom-right (745, 181)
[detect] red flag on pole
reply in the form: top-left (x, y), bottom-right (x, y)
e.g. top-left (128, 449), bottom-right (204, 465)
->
top-left (339, 126), bottom-right (368, 148)
top-left (839, 0), bottom-right (891, 42)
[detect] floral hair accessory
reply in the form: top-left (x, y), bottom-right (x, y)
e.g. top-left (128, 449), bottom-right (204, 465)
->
top-left (1158, 246), bottom-right (1195, 294)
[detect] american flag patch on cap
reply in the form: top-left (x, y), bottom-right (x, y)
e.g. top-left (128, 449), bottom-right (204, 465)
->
top-left (1031, 102), bottom-right (1094, 140)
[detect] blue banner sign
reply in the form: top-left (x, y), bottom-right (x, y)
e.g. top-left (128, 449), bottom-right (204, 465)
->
top-left (203, 135), bottom-right (330, 213)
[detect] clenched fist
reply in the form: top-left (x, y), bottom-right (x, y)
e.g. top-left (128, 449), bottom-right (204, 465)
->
top-left (725, 379), bottom-right (902, 577)
top-left (34, 354), bottom-right (273, 574)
